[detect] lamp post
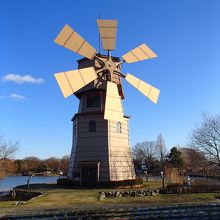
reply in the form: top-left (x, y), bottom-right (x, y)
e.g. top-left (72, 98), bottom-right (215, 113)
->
top-left (187, 175), bottom-right (191, 187)
top-left (59, 170), bottom-right (63, 179)
top-left (27, 175), bottom-right (33, 190)
top-left (27, 175), bottom-right (33, 200)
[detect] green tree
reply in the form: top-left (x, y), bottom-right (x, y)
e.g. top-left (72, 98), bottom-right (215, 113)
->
top-left (167, 147), bottom-right (184, 170)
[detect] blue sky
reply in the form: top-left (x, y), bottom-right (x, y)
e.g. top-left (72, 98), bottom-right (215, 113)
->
top-left (0, 0), bottom-right (220, 159)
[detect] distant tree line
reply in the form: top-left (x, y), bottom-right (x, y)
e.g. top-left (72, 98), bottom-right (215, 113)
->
top-left (14, 156), bottom-right (70, 176)
top-left (0, 155), bottom-right (69, 178)
top-left (0, 136), bottom-right (69, 178)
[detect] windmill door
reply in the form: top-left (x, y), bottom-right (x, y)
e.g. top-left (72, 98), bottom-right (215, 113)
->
top-left (80, 162), bottom-right (100, 188)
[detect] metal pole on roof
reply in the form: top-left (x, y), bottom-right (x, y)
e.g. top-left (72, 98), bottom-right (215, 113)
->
top-left (98, 12), bottom-right (101, 54)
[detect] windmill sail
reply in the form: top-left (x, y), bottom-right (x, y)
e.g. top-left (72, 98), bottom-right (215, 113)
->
top-left (54, 67), bottom-right (97, 98)
top-left (125, 73), bottom-right (160, 104)
top-left (122, 43), bottom-right (157, 63)
top-left (54, 24), bottom-right (96, 60)
top-left (104, 81), bottom-right (124, 122)
top-left (97, 20), bottom-right (118, 51)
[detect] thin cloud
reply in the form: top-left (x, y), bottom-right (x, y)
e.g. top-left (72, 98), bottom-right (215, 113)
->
top-left (0, 96), bottom-right (5, 99)
top-left (10, 94), bottom-right (26, 101)
top-left (2, 74), bottom-right (44, 84)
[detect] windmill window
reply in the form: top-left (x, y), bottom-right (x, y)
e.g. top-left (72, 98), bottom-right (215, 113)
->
top-left (116, 122), bottom-right (121, 133)
top-left (89, 120), bottom-right (96, 132)
top-left (86, 95), bottom-right (101, 108)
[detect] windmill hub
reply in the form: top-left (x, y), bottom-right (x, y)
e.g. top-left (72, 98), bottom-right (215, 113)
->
top-left (104, 58), bottom-right (117, 75)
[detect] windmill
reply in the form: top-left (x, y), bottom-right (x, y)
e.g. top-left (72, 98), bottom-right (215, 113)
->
top-left (54, 20), bottom-right (160, 188)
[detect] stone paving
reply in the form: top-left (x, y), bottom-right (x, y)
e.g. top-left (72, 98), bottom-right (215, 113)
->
top-left (1, 203), bottom-right (220, 219)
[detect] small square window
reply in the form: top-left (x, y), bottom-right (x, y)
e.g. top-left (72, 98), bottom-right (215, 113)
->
top-left (86, 95), bottom-right (100, 108)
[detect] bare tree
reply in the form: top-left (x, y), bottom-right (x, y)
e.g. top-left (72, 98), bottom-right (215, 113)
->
top-left (0, 136), bottom-right (18, 178)
top-left (155, 134), bottom-right (166, 188)
top-left (155, 134), bottom-right (166, 167)
top-left (24, 156), bottom-right (41, 173)
top-left (191, 114), bottom-right (220, 167)
top-left (46, 157), bottom-right (60, 172)
top-left (179, 147), bottom-right (207, 171)
top-left (0, 136), bottom-right (18, 159)
top-left (132, 141), bottom-right (156, 172)
top-left (60, 155), bottom-right (70, 175)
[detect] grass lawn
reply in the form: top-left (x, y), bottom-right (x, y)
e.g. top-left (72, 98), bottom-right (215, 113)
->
top-left (1, 181), bottom-right (220, 215)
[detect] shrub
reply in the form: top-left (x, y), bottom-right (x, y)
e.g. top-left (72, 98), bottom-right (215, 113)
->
top-left (165, 168), bottom-right (184, 185)
top-left (189, 185), bottom-right (220, 193)
top-left (166, 183), bottom-right (184, 193)
top-left (165, 183), bottom-right (220, 194)
top-left (98, 178), bottom-right (143, 188)
top-left (57, 178), bottom-right (79, 188)
top-left (57, 178), bottom-right (143, 188)
top-left (191, 178), bottom-right (219, 186)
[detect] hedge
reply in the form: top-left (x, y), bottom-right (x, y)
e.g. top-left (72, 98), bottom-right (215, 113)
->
top-left (57, 178), bottom-right (143, 188)
top-left (98, 178), bottom-right (143, 188)
top-left (165, 183), bottom-right (220, 194)
top-left (57, 178), bottom-right (80, 188)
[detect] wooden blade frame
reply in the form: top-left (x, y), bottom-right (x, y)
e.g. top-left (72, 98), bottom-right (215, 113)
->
top-left (104, 81), bottom-right (124, 122)
top-left (97, 20), bottom-right (118, 51)
top-left (54, 67), bottom-right (97, 98)
top-left (122, 44), bottom-right (157, 63)
top-left (125, 73), bottom-right (160, 104)
top-left (54, 24), bottom-right (96, 60)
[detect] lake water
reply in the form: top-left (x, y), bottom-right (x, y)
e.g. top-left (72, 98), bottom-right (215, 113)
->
top-left (0, 176), bottom-right (59, 190)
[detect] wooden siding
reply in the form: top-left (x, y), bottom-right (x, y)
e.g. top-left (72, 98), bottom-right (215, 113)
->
top-left (68, 112), bottom-right (135, 182)
top-left (67, 118), bottom-right (78, 178)
top-left (71, 113), bottom-right (110, 182)
top-left (108, 118), bottom-right (136, 181)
